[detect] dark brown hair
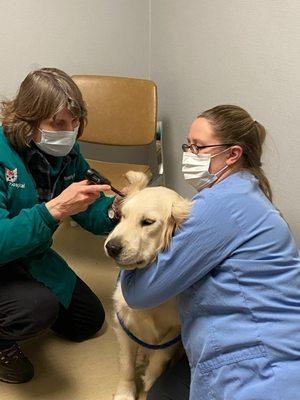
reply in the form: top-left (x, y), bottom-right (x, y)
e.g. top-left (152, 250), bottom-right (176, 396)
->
top-left (198, 104), bottom-right (272, 202)
top-left (0, 67), bottom-right (87, 150)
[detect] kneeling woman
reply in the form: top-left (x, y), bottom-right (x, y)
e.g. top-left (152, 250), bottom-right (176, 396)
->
top-left (121, 104), bottom-right (300, 400)
top-left (0, 68), bottom-right (120, 384)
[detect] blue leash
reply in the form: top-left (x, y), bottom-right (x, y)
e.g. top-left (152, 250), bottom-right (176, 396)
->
top-left (116, 312), bottom-right (181, 350)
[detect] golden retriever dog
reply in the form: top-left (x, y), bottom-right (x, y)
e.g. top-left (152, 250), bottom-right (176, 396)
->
top-left (104, 171), bottom-right (192, 400)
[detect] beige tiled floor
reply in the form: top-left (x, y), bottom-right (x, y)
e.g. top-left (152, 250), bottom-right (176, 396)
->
top-left (1, 221), bottom-right (146, 400)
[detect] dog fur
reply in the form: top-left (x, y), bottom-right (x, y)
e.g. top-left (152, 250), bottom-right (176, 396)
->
top-left (105, 171), bottom-right (192, 400)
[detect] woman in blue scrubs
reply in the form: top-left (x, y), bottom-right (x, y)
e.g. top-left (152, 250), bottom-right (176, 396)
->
top-left (121, 104), bottom-right (300, 400)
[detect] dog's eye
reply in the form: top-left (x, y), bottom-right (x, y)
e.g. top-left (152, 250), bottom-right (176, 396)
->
top-left (141, 219), bottom-right (155, 226)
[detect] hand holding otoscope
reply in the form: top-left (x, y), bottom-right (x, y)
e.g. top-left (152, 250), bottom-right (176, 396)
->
top-left (46, 168), bottom-right (125, 220)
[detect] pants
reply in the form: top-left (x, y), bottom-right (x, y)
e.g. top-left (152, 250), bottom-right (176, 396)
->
top-left (147, 354), bottom-right (190, 400)
top-left (0, 263), bottom-right (105, 348)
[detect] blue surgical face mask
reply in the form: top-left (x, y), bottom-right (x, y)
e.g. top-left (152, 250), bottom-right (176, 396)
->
top-left (182, 148), bottom-right (230, 191)
top-left (35, 126), bottom-right (79, 157)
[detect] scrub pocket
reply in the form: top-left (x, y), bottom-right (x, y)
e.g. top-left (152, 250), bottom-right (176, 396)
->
top-left (191, 344), bottom-right (280, 400)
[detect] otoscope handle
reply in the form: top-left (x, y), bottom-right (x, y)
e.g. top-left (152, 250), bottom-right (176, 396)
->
top-left (85, 168), bottom-right (125, 197)
top-left (85, 168), bottom-right (111, 185)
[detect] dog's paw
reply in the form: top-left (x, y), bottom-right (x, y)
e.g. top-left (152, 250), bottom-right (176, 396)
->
top-left (114, 382), bottom-right (136, 400)
top-left (113, 394), bottom-right (136, 400)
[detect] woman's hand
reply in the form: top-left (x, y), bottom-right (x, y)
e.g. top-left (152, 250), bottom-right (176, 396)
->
top-left (45, 180), bottom-right (111, 220)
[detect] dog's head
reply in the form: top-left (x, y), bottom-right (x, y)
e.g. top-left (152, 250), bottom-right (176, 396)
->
top-left (104, 171), bottom-right (192, 270)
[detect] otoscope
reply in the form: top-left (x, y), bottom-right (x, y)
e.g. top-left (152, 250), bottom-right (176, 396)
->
top-left (85, 168), bottom-right (125, 197)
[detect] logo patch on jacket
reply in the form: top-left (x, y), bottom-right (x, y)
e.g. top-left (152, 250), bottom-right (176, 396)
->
top-left (5, 168), bottom-right (18, 183)
top-left (5, 168), bottom-right (25, 188)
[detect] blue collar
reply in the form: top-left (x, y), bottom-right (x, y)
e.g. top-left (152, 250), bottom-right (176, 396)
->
top-left (116, 312), bottom-right (181, 350)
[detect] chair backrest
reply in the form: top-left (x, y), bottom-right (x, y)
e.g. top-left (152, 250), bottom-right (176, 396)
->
top-left (72, 75), bottom-right (157, 146)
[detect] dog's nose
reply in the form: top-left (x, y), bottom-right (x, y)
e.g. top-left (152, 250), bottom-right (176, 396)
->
top-left (106, 239), bottom-right (123, 258)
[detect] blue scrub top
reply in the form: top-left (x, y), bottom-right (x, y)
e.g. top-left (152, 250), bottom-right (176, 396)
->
top-left (121, 172), bottom-right (300, 400)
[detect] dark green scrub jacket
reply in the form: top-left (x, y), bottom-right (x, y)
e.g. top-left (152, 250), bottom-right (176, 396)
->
top-left (0, 126), bottom-right (115, 307)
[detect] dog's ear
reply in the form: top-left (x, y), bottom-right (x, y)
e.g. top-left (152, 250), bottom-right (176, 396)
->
top-left (125, 171), bottom-right (149, 195)
top-left (159, 219), bottom-right (176, 252)
top-left (171, 197), bottom-right (193, 229)
top-left (159, 197), bottom-right (192, 252)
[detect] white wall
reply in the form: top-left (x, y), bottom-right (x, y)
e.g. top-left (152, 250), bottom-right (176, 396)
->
top-left (0, 0), bottom-right (299, 244)
top-left (151, 0), bottom-right (300, 244)
top-left (0, 0), bottom-right (150, 99)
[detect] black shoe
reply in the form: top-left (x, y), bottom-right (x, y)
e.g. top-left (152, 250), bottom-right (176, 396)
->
top-left (0, 343), bottom-right (34, 383)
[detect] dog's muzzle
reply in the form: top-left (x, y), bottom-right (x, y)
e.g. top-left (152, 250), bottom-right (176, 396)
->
top-left (105, 239), bottom-right (123, 258)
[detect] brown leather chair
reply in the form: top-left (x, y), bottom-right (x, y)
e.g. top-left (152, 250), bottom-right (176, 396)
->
top-left (72, 75), bottom-right (158, 193)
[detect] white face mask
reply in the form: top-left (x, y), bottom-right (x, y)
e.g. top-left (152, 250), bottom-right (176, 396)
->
top-left (182, 149), bottom-right (229, 191)
top-left (35, 126), bottom-right (79, 157)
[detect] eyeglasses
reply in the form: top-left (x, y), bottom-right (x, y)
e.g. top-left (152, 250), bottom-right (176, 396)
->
top-left (181, 143), bottom-right (235, 155)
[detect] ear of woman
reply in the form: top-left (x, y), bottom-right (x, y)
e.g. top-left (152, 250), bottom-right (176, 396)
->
top-left (226, 145), bottom-right (243, 166)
